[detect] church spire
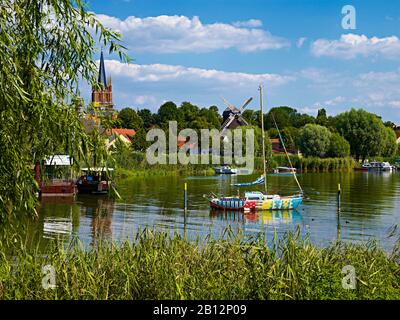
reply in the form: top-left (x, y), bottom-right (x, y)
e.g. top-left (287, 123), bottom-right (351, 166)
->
top-left (98, 50), bottom-right (107, 87)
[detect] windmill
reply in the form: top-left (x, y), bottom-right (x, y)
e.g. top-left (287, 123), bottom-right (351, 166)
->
top-left (220, 96), bottom-right (253, 139)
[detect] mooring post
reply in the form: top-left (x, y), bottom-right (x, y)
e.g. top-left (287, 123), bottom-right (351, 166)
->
top-left (337, 183), bottom-right (341, 212)
top-left (184, 182), bottom-right (188, 212)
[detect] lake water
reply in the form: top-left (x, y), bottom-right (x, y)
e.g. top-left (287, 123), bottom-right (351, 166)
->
top-left (8, 171), bottom-right (400, 251)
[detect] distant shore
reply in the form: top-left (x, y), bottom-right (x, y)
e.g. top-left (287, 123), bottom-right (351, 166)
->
top-left (114, 152), bottom-right (361, 178)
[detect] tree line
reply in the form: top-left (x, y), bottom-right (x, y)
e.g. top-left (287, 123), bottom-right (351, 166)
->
top-left (105, 102), bottom-right (399, 161)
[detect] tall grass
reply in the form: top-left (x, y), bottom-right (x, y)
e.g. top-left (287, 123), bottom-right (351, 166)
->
top-left (1, 229), bottom-right (399, 300)
top-left (114, 151), bottom-right (357, 178)
top-left (267, 155), bottom-right (356, 172)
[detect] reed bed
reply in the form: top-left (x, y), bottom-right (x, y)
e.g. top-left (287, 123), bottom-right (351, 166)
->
top-left (1, 229), bottom-right (400, 300)
top-left (267, 155), bottom-right (356, 172)
top-left (114, 152), bottom-right (357, 178)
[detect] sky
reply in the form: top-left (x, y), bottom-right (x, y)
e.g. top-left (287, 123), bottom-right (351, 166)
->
top-left (83, 0), bottom-right (400, 124)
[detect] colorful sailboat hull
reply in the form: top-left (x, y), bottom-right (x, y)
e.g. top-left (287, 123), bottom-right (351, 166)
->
top-left (256, 196), bottom-right (303, 211)
top-left (209, 198), bottom-right (247, 210)
top-left (207, 195), bottom-right (303, 211)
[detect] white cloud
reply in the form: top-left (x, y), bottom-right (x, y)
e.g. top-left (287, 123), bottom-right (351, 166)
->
top-left (232, 19), bottom-right (263, 28)
top-left (323, 96), bottom-right (346, 106)
top-left (88, 60), bottom-right (295, 111)
top-left (132, 95), bottom-right (157, 105)
top-left (296, 37), bottom-right (307, 48)
top-left (297, 106), bottom-right (320, 115)
top-left (95, 14), bottom-right (289, 53)
top-left (311, 34), bottom-right (400, 59)
top-left (104, 60), bottom-right (294, 87)
top-left (389, 101), bottom-right (400, 108)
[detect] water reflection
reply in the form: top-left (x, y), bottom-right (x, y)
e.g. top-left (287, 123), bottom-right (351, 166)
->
top-left (76, 195), bottom-right (114, 246)
top-left (3, 172), bottom-right (400, 251)
top-left (210, 209), bottom-right (302, 226)
top-left (43, 217), bottom-right (73, 239)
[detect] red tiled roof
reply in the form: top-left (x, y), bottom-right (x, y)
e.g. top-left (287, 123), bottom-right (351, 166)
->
top-left (112, 128), bottom-right (136, 136)
top-left (109, 128), bottom-right (136, 142)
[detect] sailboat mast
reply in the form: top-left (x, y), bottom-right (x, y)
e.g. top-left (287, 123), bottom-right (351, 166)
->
top-left (259, 85), bottom-right (267, 194)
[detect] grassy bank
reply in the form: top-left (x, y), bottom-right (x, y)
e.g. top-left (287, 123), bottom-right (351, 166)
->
top-left (114, 151), bottom-right (357, 178)
top-left (1, 229), bottom-right (400, 299)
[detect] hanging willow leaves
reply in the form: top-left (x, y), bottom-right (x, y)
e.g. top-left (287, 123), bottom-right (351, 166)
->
top-left (0, 0), bottom-right (130, 221)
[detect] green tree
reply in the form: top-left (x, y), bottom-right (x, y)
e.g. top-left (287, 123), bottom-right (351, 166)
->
top-left (198, 107), bottom-right (221, 129)
top-left (281, 127), bottom-right (300, 151)
top-left (327, 133), bottom-right (350, 157)
top-left (298, 124), bottom-right (331, 157)
top-left (138, 108), bottom-right (156, 129)
top-left (265, 107), bottom-right (295, 129)
top-left (130, 127), bottom-right (149, 152)
top-left (0, 0), bottom-right (128, 220)
top-left (236, 126), bottom-right (272, 158)
top-left (316, 108), bottom-right (328, 127)
top-left (265, 106), bottom-right (315, 129)
top-left (118, 108), bottom-right (144, 130)
top-left (335, 109), bottom-right (386, 161)
top-left (180, 101), bottom-right (199, 127)
top-left (267, 128), bottom-right (279, 139)
top-left (384, 121), bottom-right (396, 129)
top-left (380, 126), bottom-right (398, 158)
top-left (242, 110), bottom-right (257, 126)
top-left (157, 101), bottom-right (183, 130)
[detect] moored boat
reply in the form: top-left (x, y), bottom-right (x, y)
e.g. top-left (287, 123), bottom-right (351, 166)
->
top-left (361, 161), bottom-right (393, 171)
top-left (35, 155), bottom-right (76, 197)
top-left (207, 195), bottom-right (250, 210)
top-left (206, 86), bottom-right (304, 213)
top-left (205, 191), bottom-right (302, 212)
top-left (274, 166), bottom-right (297, 174)
top-left (214, 165), bottom-right (238, 174)
top-left (76, 167), bottom-right (113, 194)
top-left (244, 191), bottom-right (303, 211)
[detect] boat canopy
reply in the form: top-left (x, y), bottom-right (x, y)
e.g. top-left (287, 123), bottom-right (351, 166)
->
top-left (244, 191), bottom-right (265, 200)
top-left (45, 155), bottom-right (73, 166)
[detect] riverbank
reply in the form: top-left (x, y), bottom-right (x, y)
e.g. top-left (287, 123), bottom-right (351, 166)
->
top-left (114, 152), bottom-right (358, 178)
top-left (1, 229), bottom-right (399, 299)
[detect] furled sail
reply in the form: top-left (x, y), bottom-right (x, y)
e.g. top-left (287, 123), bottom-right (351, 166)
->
top-left (232, 176), bottom-right (265, 187)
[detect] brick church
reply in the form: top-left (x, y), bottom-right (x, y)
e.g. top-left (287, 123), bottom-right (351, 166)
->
top-left (91, 51), bottom-right (113, 110)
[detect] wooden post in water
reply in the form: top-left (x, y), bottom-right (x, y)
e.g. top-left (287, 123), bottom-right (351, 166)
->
top-left (184, 182), bottom-right (188, 233)
top-left (337, 183), bottom-right (341, 241)
top-left (184, 182), bottom-right (188, 212)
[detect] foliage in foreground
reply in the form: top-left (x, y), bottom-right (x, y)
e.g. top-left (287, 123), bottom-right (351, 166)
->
top-left (1, 230), bottom-right (400, 300)
top-left (0, 0), bottom-right (128, 221)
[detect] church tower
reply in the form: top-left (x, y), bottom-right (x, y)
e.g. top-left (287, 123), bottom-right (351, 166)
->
top-left (91, 51), bottom-right (113, 110)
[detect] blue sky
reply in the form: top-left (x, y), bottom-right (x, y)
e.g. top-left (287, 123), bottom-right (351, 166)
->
top-left (84, 0), bottom-right (400, 123)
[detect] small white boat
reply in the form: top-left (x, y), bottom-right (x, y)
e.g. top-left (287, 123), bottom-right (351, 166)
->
top-left (214, 165), bottom-right (238, 174)
top-left (363, 161), bottom-right (393, 171)
top-left (274, 166), bottom-right (297, 174)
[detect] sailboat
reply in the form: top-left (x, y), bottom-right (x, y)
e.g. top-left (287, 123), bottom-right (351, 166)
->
top-left (205, 85), bottom-right (303, 212)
